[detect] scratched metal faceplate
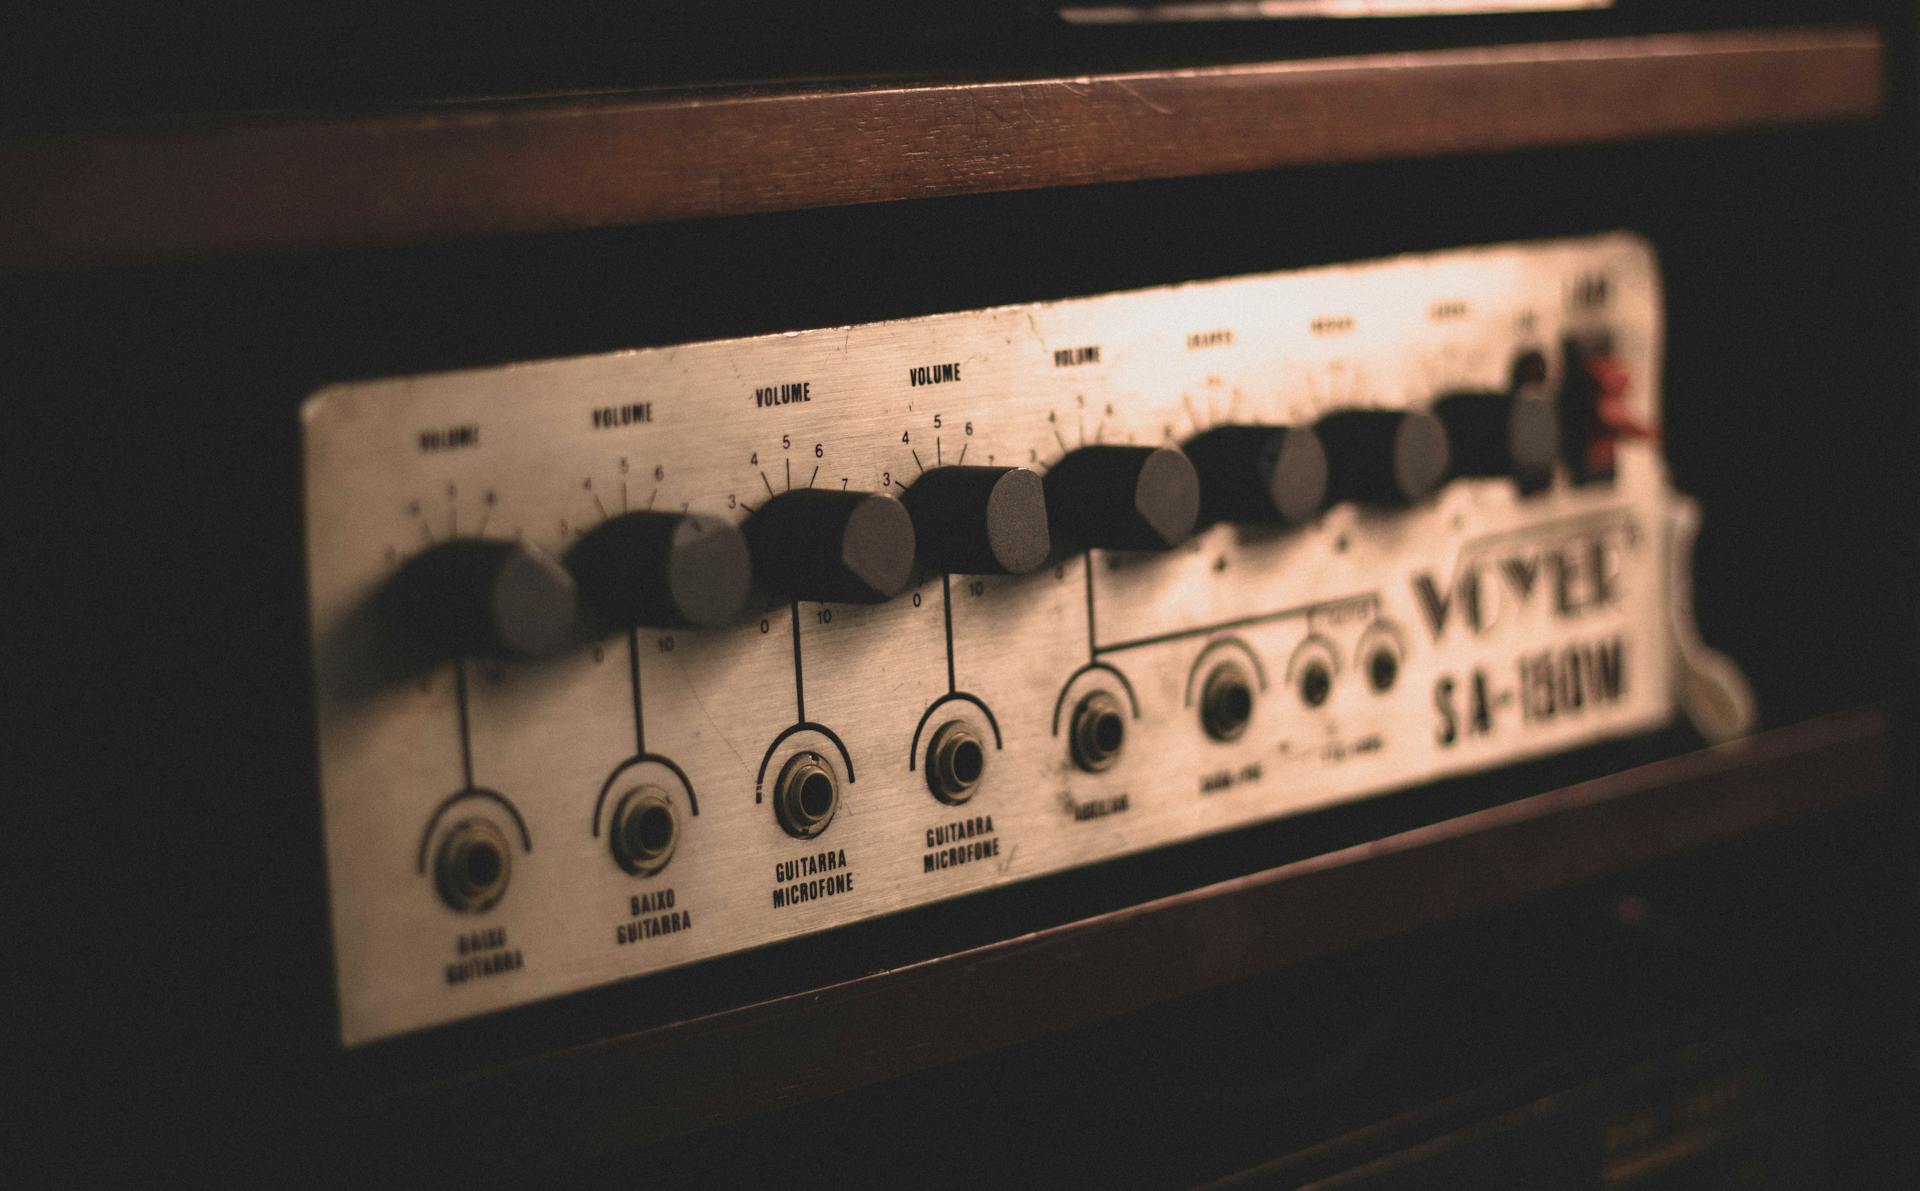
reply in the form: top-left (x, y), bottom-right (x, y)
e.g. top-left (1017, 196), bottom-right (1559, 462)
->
top-left (305, 234), bottom-right (1673, 1044)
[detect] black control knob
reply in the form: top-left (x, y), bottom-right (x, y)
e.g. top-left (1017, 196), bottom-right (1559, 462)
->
top-left (1433, 389), bottom-right (1559, 486)
top-left (901, 466), bottom-right (1050, 575)
top-left (1184, 425), bottom-right (1329, 526)
top-left (747, 489), bottom-right (917, 603)
top-left (1045, 445), bottom-right (1200, 551)
top-left (1314, 409), bottom-right (1450, 507)
top-left (383, 538), bottom-right (578, 660)
top-left (567, 512), bottom-right (753, 628)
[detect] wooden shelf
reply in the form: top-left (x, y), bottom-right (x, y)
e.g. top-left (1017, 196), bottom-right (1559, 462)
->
top-left (332, 706), bottom-right (1888, 1168)
top-left (0, 25), bottom-right (1884, 272)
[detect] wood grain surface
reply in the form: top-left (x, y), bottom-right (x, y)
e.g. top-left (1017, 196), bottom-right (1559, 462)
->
top-left (0, 26), bottom-right (1884, 272)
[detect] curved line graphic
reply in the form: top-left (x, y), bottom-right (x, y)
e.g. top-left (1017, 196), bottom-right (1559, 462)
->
top-left (416, 787), bottom-right (532, 873)
top-left (591, 753), bottom-right (700, 838)
top-left (906, 691), bottom-right (1004, 770)
top-left (1355, 618), bottom-right (1409, 663)
top-left (1182, 635), bottom-right (1271, 707)
top-left (1049, 661), bottom-right (1140, 736)
top-left (754, 721), bottom-right (856, 802)
top-left (1285, 633), bottom-right (1342, 684)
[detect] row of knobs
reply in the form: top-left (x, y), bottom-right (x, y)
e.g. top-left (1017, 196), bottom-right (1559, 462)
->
top-left (386, 390), bottom-right (1556, 659)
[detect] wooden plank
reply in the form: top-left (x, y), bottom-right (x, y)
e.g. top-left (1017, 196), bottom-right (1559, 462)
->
top-left (0, 26), bottom-right (1884, 272)
top-left (335, 706), bottom-right (1889, 1171)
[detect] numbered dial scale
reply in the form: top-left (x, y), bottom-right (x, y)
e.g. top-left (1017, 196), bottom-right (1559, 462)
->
top-left (306, 234), bottom-right (1673, 1044)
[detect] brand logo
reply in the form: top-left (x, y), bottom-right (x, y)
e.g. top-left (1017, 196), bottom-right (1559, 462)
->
top-left (1412, 518), bottom-right (1636, 642)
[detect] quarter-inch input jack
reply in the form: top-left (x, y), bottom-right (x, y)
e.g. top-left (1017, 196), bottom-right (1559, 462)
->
top-left (1070, 690), bottom-right (1128, 773)
top-left (926, 719), bottom-right (988, 804)
top-left (609, 785), bottom-right (679, 876)
top-left (774, 751), bottom-right (841, 839)
top-left (1366, 646), bottom-right (1400, 693)
top-left (1200, 661), bottom-right (1255, 742)
top-left (434, 817), bottom-right (512, 913)
top-left (1299, 659), bottom-right (1333, 708)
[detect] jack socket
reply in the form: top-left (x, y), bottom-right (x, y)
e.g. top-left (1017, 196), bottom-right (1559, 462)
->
top-left (434, 817), bottom-right (512, 913)
top-left (1200, 662), bottom-right (1255, 742)
top-left (1070, 690), bottom-right (1128, 773)
top-left (774, 751), bottom-right (840, 839)
top-left (926, 719), bottom-right (988, 804)
top-left (609, 785), bottom-right (679, 876)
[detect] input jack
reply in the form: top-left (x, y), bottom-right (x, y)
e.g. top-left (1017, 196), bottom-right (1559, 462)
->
top-left (1200, 662), bottom-right (1255, 742)
top-left (774, 751), bottom-right (840, 839)
top-left (1366, 646), bottom-right (1400, 693)
top-left (434, 817), bottom-right (512, 913)
top-left (1070, 690), bottom-right (1127, 773)
top-left (1299, 659), bottom-right (1333, 708)
top-left (926, 719), bottom-right (988, 804)
top-left (609, 785), bottom-right (679, 876)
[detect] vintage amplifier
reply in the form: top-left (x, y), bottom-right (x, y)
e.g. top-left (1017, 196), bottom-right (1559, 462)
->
top-left (3, 6), bottom-right (1909, 1186)
top-left (306, 233), bottom-right (1741, 1044)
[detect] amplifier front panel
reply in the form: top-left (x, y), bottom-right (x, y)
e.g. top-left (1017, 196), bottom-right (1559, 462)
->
top-left (305, 234), bottom-right (1671, 1044)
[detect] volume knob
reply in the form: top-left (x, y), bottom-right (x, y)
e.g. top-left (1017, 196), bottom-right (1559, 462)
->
top-left (1045, 445), bottom-right (1200, 550)
top-left (1433, 389), bottom-right (1559, 486)
top-left (1184, 425), bottom-right (1329, 526)
top-left (1314, 409), bottom-right (1450, 507)
top-left (747, 489), bottom-right (917, 603)
top-left (901, 466), bottom-right (1050, 575)
top-left (567, 512), bottom-right (753, 628)
top-left (382, 538), bottom-right (578, 659)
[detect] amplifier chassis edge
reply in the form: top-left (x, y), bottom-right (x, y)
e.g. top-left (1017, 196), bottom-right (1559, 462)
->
top-left (306, 234), bottom-right (1691, 1043)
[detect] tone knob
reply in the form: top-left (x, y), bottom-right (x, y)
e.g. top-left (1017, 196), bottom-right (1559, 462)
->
top-left (901, 466), bottom-right (1050, 575)
top-left (1432, 389), bottom-right (1559, 486)
top-left (1044, 445), bottom-right (1200, 551)
top-left (1314, 409), bottom-right (1450, 507)
top-left (747, 489), bottom-right (916, 603)
top-left (1184, 425), bottom-right (1329, 526)
top-left (567, 512), bottom-right (753, 628)
top-left (382, 538), bottom-right (578, 660)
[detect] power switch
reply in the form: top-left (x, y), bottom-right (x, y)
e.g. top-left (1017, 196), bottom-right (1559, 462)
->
top-left (1560, 333), bottom-right (1656, 484)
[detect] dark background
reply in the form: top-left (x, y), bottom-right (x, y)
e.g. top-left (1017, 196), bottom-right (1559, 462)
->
top-left (4, 5), bottom-right (1915, 1185)
top-left (0, 1), bottom-right (1892, 124)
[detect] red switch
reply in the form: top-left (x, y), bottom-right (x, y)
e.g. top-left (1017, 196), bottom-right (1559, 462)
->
top-left (1562, 335), bottom-right (1657, 484)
